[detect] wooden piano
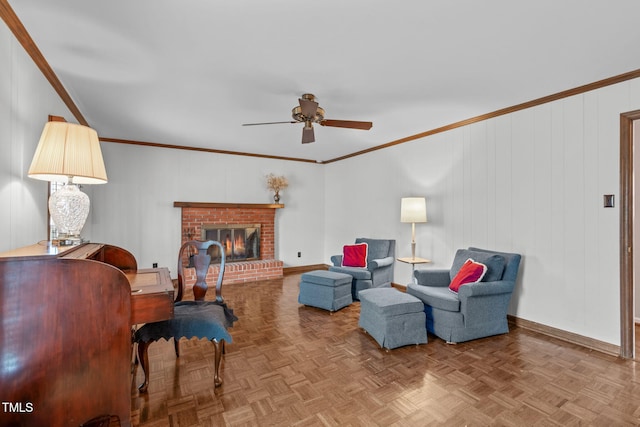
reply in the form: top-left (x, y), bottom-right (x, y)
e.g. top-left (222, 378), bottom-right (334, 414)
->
top-left (0, 242), bottom-right (174, 427)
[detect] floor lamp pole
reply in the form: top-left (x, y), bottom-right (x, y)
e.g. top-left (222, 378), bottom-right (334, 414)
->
top-left (411, 222), bottom-right (416, 259)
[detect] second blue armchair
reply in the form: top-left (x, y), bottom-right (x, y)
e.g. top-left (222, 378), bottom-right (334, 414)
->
top-left (407, 247), bottom-right (521, 344)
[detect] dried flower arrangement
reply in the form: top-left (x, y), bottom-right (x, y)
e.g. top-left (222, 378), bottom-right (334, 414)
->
top-left (266, 174), bottom-right (288, 202)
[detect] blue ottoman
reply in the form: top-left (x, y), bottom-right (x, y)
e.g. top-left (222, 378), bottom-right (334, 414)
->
top-left (298, 270), bottom-right (354, 312)
top-left (358, 288), bottom-right (427, 349)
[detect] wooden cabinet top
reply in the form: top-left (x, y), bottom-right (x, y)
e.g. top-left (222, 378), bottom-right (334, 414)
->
top-left (0, 242), bottom-right (103, 259)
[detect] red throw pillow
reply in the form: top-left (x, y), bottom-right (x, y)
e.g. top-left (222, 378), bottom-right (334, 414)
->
top-left (449, 258), bottom-right (487, 293)
top-left (342, 243), bottom-right (368, 268)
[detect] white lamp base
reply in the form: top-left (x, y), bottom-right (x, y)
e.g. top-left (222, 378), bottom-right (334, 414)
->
top-left (49, 183), bottom-right (90, 241)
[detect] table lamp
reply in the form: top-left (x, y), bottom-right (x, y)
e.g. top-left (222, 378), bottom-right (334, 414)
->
top-left (400, 197), bottom-right (427, 259)
top-left (28, 121), bottom-right (108, 243)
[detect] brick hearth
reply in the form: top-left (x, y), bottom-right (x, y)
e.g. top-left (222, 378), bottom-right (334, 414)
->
top-left (175, 202), bottom-right (284, 285)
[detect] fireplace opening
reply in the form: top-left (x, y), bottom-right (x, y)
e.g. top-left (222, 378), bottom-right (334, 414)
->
top-left (201, 223), bottom-right (260, 262)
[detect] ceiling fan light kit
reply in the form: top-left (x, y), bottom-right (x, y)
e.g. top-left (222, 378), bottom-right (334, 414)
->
top-left (243, 93), bottom-right (372, 144)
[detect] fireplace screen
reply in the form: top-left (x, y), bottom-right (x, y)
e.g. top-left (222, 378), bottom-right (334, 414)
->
top-left (201, 224), bottom-right (260, 262)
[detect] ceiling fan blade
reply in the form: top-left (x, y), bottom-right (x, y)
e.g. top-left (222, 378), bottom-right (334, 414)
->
top-left (301, 126), bottom-right (315, 144)
top-left (320, 119), bottom-right (373, 130)
top-left (299, 97), bottom-right (318, 118)
top-left (242, 121), bottom-right (296, 126)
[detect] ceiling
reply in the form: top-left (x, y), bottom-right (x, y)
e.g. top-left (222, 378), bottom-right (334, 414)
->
top-left (7, 1), bottom-right (640, 163)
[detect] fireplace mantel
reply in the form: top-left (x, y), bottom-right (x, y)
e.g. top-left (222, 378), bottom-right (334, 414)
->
top-left (174, 202), bottom-right (284, 209)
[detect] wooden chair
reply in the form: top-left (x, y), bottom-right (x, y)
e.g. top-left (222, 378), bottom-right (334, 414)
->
top-left (134, 240), bottom-right (237, 392)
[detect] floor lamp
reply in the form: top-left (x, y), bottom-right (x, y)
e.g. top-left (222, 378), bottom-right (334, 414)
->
top-left (400, 197), bottom-right (427, 259)
top-left (28, 121), bottom-right (108, 243)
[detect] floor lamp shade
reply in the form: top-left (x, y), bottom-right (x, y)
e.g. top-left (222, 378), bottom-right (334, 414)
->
top-left (400, 197), bottom-right (427, 259)
top-left (400, 197), bottom-right (427, 223)
top-left (28, 121), bottom-right (107, 239)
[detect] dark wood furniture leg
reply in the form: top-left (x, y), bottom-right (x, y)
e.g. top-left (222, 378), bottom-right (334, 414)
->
top-left (137, 341), bottom-right (151, 393)
top-left (213, 339), bottom-right (224, 387)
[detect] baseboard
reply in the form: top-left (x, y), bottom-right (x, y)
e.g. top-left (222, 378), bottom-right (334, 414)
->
top-left (283, 264), bottom-right (329, 276)
top-left (508, 315), bottom-right (620, 357)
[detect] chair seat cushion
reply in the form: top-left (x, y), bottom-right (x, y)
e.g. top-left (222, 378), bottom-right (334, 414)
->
top-left (407, 284), bottom-right (461, 312)
top-left (328, 266), bottom-right (372, 280)
top-left (134, 301), bottom-right (237, 343)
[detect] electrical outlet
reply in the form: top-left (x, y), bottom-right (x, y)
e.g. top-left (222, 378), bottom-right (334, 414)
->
top-left (297, 252), bottom-right (301, 258)
top-left (152, 262), bottom-right (158, 268)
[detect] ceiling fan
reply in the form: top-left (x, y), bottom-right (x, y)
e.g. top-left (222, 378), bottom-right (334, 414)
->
top-left (242, 94), bottom-right (373, 144)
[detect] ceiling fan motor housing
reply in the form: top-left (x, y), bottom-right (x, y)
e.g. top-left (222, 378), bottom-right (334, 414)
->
top-left (292, 105), bottom-right (325, 124)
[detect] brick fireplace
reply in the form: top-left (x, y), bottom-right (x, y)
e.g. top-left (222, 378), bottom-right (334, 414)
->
top-left (175, 202), bottom-right (284, 285)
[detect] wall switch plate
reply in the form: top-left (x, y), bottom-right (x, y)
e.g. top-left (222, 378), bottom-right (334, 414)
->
top-left (604, 195), bottom-right (615, 208)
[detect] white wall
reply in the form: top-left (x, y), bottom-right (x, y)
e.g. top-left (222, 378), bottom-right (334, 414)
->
top-left (0, 22), bottom-right (74, 252)
top-left (90, 143), bottom-right (325, 271)
top-left (325, 79), bottom-right (640, 346)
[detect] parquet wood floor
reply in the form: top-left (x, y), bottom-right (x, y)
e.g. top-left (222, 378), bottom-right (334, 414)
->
top-left (131, 275), bottom-right (640, 426)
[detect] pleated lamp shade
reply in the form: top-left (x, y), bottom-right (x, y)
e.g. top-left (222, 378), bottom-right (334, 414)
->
top-left (28, 121), bottom-right (107, 184)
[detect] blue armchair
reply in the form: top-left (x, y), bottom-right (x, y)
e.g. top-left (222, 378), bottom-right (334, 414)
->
top-left (329, 238), bottom-right (396, 300)
top-left (407, 247), bottom-right (521, 343)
